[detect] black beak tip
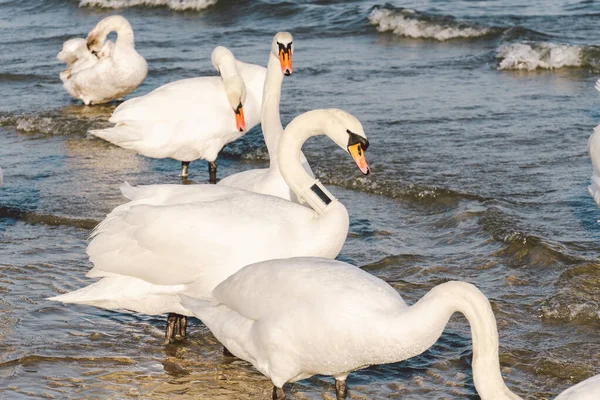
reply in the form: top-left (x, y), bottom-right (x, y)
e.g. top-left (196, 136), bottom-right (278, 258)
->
top-left (239, 128), bottom-right (244, 132)
top-left (364, 168), bottom-right (371, 176)
top-left (284, 70), bottom-right (291, 76)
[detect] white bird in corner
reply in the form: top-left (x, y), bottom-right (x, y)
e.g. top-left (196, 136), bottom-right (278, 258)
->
top-left (555, 374), bottom-right (600, 400)
top-left (587, 124), bottom-right (600, 207)
top-left (48, 108), bottom-right (370, 344)
top-left (0, 167), bottom-right (3, 187)
top-left (595, 78), bottom-right (600, 93)
top-left (59, 15), bottom-right (147, 105)
top-left (180, 257), bottom-right (600, 400)
top-left (88, 33), bottom-right (288, 182)
top-left (218, 32), bottom-right (314, 201)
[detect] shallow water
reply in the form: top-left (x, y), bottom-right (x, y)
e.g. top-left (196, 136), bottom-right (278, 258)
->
top-left (0, 0), bottom-right (599, 398)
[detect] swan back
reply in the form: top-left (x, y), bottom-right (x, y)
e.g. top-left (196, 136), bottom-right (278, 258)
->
top-left (555, 374), bottom-right (600, 400)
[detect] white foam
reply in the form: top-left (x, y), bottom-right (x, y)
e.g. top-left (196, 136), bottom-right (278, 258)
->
top-left (496, 42), bottom-right (582, 71)
top-left (79, 0), bottom-right (217, 11)
top-left (368, 8), bottom-right (491, 41)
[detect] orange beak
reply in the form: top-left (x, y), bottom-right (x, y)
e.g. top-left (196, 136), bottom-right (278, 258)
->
top-left (279, 49), bottom-right (293, 76)
top-left (348, 143), bottom-right (370, 175)
top-left (235, 103), bottom-right (245, 132)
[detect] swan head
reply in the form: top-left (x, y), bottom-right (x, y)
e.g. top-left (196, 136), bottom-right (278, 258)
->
top-left (272, 32), bottom-right (293, 76)
top-left (326, 109), bottom-right (370, 175)
top-left (57, 38), bottom-right (87, 64)
top-left (212, 46), bottom-right (247, 132)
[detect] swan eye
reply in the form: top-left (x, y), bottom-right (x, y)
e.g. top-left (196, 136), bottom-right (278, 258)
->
top-left (347, 130), bottom-right (369, 151)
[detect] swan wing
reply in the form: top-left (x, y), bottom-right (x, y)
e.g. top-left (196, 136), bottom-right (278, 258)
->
top-left (109, 77), bottom-right (230, 123)
top-left (87, 186), bottom-right (315, 289)
top-left (209, 258), bottom-right (406, 322)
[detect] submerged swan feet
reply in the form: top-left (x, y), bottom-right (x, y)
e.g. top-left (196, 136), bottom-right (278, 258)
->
top-left (335, 379), bottom-right (348, 400)
top-left (272, 386), bottom-right (285, 400)
top-left (164, 313), bottom-right (187, 344)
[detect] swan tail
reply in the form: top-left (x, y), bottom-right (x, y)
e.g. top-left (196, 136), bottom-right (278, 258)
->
top-left (89, 124), bottom-right (142, 149)
top-left (595, 78), bottom-right (600, 93)
top-left (178, 294), bottom-right (212, 318)
top-left (48, 278), bottom-right (119, 305)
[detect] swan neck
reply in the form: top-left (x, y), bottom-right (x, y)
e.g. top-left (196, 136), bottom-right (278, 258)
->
top-left (262, 53), bottom-right (284, 168)
top-left (278, 110), bottom-right (337, 214)
top-left (395, 282), bottom-right (520, 400)
top-left (99, 17), bottom-right (135, 48)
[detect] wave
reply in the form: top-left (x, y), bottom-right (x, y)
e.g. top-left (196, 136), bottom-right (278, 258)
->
top-left (496, 42), bottom-right (584, 71)
top-left (0, 107), bottom-right (114, 135)
top-left (540, 263), bottom-right (600, 324)
top-left (79, 0), bottom-right (217, 11)
top-left (0, 205), bottom-right (98, 229)
top-left (368, 6), bottom-right (496, 41)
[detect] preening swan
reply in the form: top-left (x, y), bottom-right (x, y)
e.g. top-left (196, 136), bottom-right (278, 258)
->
top-left (49, 108), bottom-right (370, 343)
top-left (588, 125), bottom-right (600, 206)
top-left (60, 15), bottom-right (147, 105)
top-left (218, 32), bottom-right (314, 201)
top-left (179, 257), bottom-right (521, 400)
top-left (88, 33), bottom-right (281, 181)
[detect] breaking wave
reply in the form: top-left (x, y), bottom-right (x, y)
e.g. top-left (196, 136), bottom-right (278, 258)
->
top-left (368, 6), bottom-right (494, 41)
top-left (78, 0), bottom-right (218, 11)
top-left (496, 42), bottom-right (583, 71)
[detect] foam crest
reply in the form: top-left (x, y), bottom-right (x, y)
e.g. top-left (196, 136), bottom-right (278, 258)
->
top-left (79, 0), bottom-right (217, 11)
top-left (368, 7), bottom-right (491, 41)
top-left (496, 42), bottom-right (582, 71)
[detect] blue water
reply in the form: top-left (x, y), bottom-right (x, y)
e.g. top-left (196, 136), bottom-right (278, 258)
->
top-left (1, 0), bottom-right (599, 398)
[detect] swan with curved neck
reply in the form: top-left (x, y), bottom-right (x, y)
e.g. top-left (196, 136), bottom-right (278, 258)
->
top-left (218, 33), bottom-right (315, 200)
top-left (88, 35), bottom-right (277, 181)
top-left (59, 15), bottom-right (147, 105)
top-left (179, 258), bottom-right (519, 400)
top-left (49, 108), bottom-right (370, 344)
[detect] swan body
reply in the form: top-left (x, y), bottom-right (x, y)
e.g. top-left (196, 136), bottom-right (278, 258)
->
top-left (60, 15), bottom-right (147, 105)
top-left (179, 257), bottom-right (520, 399)
top-left (588, 124), bottom-right (600, 206)
top-left (555, 374), bottom-right (600, 400)
top-left (49, 108), bottom-right (370, 341)
top-left (89, 43), bottom-right (268, 180)
top-left (218, 32), bottom-right (314, 201)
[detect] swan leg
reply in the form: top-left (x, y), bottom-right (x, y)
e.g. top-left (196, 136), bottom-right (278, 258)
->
top-left (335, 379), bottom-right (348, 400)
top-left (272, 386), bottom-right (285, 400)
top-left (181, 161), bottom-right (190, 178)
top-left (164, 313), bottom-right (187, 344)
top-left (208, 161), bottom-right (217, 184)
top-left (178, 315), bottom-right (187, 338)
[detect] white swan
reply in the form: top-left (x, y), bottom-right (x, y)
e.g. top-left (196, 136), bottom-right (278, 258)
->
top-left (179, 257), bottom-right (520, 399)
top-left (555, 374), bottom-right (600, 400)
top-left (48, 108), bottom-right (370, 343)
top-left (0, 167), bottom-right (3, 187)
top-left (60, 15), bottom-right (147, 105)
top-left (588, 124), bottom-right (600, 206)
top-left (88, 33), bottom-right (285, 181)
top-left (218, 33), bottom-right (314, 201)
